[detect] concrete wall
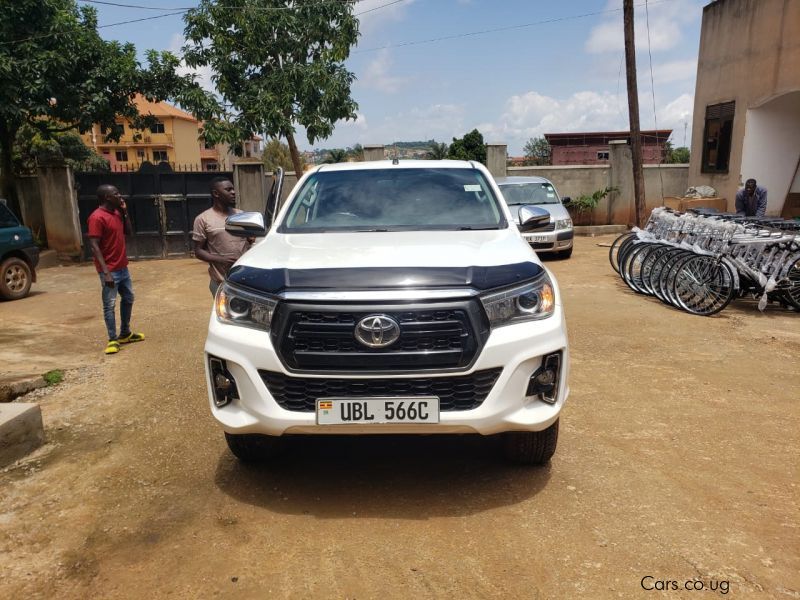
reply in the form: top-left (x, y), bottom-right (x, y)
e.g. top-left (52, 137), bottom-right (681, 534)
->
top-left (15, 176), bottom-right (46, 241)
top-left (690, 0), bottom-right (800, 212)
top-left (37, 166), bottom-right (82, 258)
top-left (233, 161), bottom-right (300, 217)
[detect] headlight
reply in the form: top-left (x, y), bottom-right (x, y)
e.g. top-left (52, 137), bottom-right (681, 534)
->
top-left (215, 283), bottom-right (277, 331)
top-left (555, 218), bottom-right (573, 230)
top-left (480, 273), bottom-right (556, 327)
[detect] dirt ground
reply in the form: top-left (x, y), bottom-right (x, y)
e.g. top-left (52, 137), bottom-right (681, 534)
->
top-left (0, 236), bottom-right (798, 599)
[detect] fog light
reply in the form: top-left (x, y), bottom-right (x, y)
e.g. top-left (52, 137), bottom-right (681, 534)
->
top-left (526, 351), bottom-right (562, 404)
top-left (209, 356), bottom-right (238, 408)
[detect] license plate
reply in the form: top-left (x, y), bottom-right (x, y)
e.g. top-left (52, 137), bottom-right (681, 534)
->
top-left (316, 397), bottom-right (440, 425)
top-left (529, 235), bottom-right (549, 243)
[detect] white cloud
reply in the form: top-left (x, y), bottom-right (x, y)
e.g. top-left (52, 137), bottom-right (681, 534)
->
top-left (487, 89), bottom-right (695, 154)
top-left (651, 59), bottom-right (697, 85)
top-left (168, 33), bottom-right (216, 95)
top-left (356, 0), bottom-right (417, 39)
top-left (585, 0), bottom-right (703, 54)
top-left (359, 49), bottom-right (409, 93)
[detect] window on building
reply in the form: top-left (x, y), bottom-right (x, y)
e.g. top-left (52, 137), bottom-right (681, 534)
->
top-left (702, 101), bottom-right (735, 173)
top-left (149, 121), bottom-right (165, 134)
top-left (115, 150), bottom-right (128, 162)
top-left (205, 162), bottom-right (219, 171)
top-left (152, 150), bottom-right (168, 162)
top-left (137, 150), bottom-right (145, 160)
top-left (597, 151), bottom-right (609, 161)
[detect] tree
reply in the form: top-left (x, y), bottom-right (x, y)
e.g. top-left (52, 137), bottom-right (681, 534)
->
top-left (262, 137), bottom-right (304, 172)
top-left (447, 129), bottom-right (486, 164)
top-left (325, 149), bottom-right (348, 164)
top-left (426, 142), bottom-right (449, 160)
top-left (663, 140), bottom-right (690, 164)
top-left (0, 0), bottom-right (215, 215)
top-left (522, 137), bottom-right (551, 165)
top-left (347, 144), bottom-right (364, 161)
top-left (14, 123), bottom-right (109, 174)
top-left (183, 0), bottom-right (360, 177)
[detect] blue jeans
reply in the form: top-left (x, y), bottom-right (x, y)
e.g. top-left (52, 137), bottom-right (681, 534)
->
top-left (99, 268), bottom-right (135, 341)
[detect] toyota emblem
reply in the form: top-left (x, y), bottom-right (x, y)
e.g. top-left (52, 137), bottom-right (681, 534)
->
top-left (354, 315), bottom-right (400, 348)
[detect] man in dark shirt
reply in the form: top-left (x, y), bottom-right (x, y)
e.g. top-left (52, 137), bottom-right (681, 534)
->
top-left (87, 185), bottom-right (145, 354)
top-left (735, 179), bottom-right (768, 217)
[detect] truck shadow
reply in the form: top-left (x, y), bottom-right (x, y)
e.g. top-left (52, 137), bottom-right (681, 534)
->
top-left (214, 434), bottom-right (551, 519)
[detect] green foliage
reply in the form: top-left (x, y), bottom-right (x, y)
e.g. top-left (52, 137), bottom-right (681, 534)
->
top-left (426, 142), bottom-right (449, 160)
top-left (262, 138), bottom-right (304, 172)
top-left (522, 136), bottom-right (551, 165)
top-left (183, 0), bottom-right (360, 176)
top-left (0, 0), bottom-right (217, 207)
top-left (325, 149), bottom-right (349, 164)
top-left (447, 129), bottom-right (487, 164)
top-left (43, 369), bottom-right (65, 386)
top-left (14, 123), bottom-right (109, 173)
top-left (667, 146), bottom-right (690, 164)
top-left (347, 144), bottom-right (364, 162)
top-left (571, 186), bottom-right (619, 213)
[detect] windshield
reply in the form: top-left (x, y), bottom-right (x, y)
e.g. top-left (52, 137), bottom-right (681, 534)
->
top-left (281, 168), bottom-right (506, 232)
top-left (0, 202), bottom-right (20, 228)
top-left (499, 182), bottom-right (561, 206)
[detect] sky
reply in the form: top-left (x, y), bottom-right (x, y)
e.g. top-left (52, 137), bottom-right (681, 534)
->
top-left (85, 0), bottom-right (705, 155)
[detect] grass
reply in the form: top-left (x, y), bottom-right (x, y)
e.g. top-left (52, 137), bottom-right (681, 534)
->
top-left (43, 369), bottom-right (64, 386)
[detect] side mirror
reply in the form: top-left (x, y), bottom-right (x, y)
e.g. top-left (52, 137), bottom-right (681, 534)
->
top-left (226, 212), bottom-right (267, 237)
top-left (561, 196), bottom-right (572, 205)
top-left (518, 205), bottom-right (551, 232)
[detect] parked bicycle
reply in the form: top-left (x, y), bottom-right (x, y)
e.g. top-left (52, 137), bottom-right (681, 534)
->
top-left (608, 208), bottom-right (800, 316)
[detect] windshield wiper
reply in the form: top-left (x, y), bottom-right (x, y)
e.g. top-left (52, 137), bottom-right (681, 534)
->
top-left (457, 226), bottom-right (499, 230)
top-left (356, 228), bottom-right (389, 232)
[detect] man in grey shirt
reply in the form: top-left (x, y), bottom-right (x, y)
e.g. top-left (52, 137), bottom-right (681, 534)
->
top-left (735, 178), bottom-right (768, 217)
top-left (192, 177), bottom-right (251, 296)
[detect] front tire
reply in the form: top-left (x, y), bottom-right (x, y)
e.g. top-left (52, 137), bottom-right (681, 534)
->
top-left (224, 432), bottom-right (283, 462)
top-left (503, 419), bottom-right (559, 465)
top-left (0, 257), bottom-right (32, 300)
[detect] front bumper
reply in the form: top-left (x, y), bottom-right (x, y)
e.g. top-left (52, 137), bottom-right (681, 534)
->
top-left (204, 303), bottom-right (570, 437)
top-left (522, 229), bottom-right (573, 253)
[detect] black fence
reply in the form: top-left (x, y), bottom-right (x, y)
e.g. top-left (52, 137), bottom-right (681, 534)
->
top-left (76, 170), bottom-right (233, 260)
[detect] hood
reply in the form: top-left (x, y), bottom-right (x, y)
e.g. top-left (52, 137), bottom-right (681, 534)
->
top-left (228, 229), bottom-right (544, 293)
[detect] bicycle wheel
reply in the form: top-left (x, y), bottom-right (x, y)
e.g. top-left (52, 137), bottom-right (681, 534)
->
top-left (672, 255), bottom-right (737, 316)
top-left (652, 248), bottom-right (689, 303)
top-left (609, 232), bottom-right (635, 273)
top-left (639, 243), bottom-right (670, 296)
top-left (616, 235), bottom-right (640, 279)
top-left (664, 252), bottom-right (699, 308)
top-left (780, 256), bottom-right (800, 310)
top-left (623, 242), bottom-right (656, 294)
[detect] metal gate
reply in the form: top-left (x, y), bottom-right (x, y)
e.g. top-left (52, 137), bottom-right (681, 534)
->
top-left (76, 170), bottom-right (233, 260)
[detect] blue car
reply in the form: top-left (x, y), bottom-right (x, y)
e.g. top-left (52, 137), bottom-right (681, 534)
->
top-left (0, 200), bottom-right (39, 300)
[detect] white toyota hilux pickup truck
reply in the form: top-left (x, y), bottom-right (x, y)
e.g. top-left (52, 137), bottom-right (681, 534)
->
top-left (204, 160), bottom-right (569, 464)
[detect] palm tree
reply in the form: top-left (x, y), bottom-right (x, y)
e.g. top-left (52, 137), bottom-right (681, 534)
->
top-left (426, 142), bottom-right (448, 160)
top-left (325, 148), bottom-right (348, 163)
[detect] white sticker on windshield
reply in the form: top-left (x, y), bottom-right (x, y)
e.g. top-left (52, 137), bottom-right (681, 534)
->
top-left (547, 193), bottom-right (555, 198)
top-left (464, 184), bottom-right (482, 192)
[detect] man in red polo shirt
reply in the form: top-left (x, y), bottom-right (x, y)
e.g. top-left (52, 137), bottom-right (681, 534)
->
top-left (87, 185), bottom-right (145, 355)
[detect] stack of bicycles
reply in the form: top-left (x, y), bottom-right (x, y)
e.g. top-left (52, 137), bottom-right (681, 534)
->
top-left (608, 207), bottom-right (800, 316)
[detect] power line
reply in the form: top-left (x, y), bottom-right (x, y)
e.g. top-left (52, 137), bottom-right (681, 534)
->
top-left (353, 0), bottom-right (673, 54)
top-left (0, 11), bottom-right (187, 45)
top-left (80, 0), bottom-right (365, 11)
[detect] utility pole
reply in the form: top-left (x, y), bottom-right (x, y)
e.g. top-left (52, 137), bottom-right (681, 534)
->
top-left (624, 0), bottom-right (646, 227)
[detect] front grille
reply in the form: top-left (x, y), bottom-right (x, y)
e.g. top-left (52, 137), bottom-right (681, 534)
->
top-left (530, 242), bottom-right (554, 249)
top-left (536, 222), bottom-right (556, 232)
top-left (272, 301), bottom-right (489, 373)
top-left (260, 368), bottom-right (503, 412)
